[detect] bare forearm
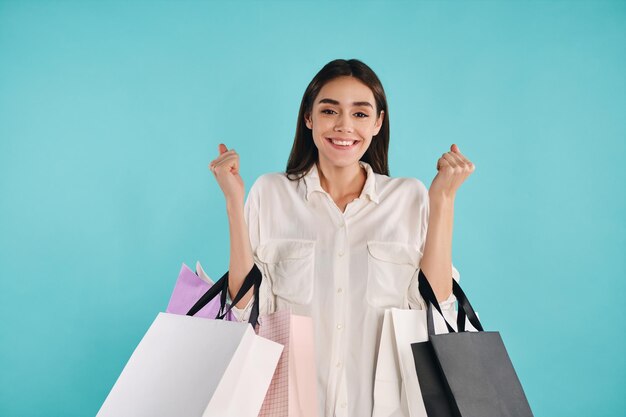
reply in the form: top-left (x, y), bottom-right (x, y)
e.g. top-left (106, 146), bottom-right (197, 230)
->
top-left (226, 199), bottom-right (255, 309)
top-left (420, 196), bottom-right (455, 303)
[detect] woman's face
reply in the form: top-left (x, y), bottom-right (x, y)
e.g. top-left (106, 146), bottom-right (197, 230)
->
top-left (305, 76), bottom-right (384, 170)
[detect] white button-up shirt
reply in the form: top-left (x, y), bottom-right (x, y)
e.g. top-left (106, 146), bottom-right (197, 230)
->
top-left (231, 160), bottom-right (459, 417)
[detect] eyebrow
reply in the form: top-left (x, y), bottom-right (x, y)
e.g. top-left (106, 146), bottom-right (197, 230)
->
top-left (317, 98), bottom-right (374, 109)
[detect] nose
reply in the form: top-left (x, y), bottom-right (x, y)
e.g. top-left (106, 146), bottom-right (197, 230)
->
top-left (334, 113), bottom-right (354, 133)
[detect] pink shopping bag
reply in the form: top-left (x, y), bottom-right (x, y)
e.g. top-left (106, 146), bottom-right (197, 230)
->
top-left (256, 309), bottom-right (319, 417)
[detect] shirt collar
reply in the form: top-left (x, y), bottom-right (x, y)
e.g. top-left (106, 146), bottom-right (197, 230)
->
top-left (303, 160), bottom-right (380, 204)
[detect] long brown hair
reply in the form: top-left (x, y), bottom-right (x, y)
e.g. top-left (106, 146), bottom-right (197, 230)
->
top-left (285, 59), bottom-right (390, 181)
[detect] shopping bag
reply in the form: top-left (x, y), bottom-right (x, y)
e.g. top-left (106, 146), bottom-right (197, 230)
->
top-left (166, 262), bottom-right (234, 321)
top-left (195, 260), bottom-right (213, 284)
top-left (97, 264), bottom-right (282, 417)
top-left (256, 309), bottom-right (319, 417)
top-left (187, 263), bottom-right (320, 416)
top-left (96, 313), bottom-right (283, 417)
top-left (411, 270), bottom-right (534, 417)
top-left (373, 305), bottom-right (478, 417)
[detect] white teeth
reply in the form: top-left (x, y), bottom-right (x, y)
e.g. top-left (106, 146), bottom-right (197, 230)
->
top-left (331, 139), bottom-right (356, 146)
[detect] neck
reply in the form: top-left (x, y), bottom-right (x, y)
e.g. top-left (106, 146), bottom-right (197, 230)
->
top-left (316, 159), bottom-right (367, 201)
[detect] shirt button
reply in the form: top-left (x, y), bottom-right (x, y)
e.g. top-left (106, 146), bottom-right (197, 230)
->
top-left (337, 324), bottom-right (343, 330)
top-left (337, 288), bottom-right (343, 294)
top-left (338, 250), bottom-right (344, 257)
top-left (336, 361), bottom-right (342, 368)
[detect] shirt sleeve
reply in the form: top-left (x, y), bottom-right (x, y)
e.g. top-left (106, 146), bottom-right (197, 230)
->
top-left (229, 177), bottom-right (276, 322)
top-left (407, 264), bottom-right (460, 311)
top-left (406, 178), bottom-right (460, 312)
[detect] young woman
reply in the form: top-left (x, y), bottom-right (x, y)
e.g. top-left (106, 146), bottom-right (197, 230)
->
top-left (208, 59), bottom-right (475, 417)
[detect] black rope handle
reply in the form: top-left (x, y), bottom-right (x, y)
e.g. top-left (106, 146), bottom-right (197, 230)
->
top-left (418, 269), bottom-right (484, 336)
top-left (419, 270), bottom-right (456, 334)
top-left (452, 279), bottom-right (483, 332)
top-left (186, 263), bottom-right (263, 326)
top-left (186, 271), bottom-right (228, 317)
top-left (218, 264), bottom-right (262, 326)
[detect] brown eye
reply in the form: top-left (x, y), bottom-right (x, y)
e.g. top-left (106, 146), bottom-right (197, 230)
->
top-left (321, 109), bottom-right (336, 115)
top-left (355, 112), bottom-right (369, 118)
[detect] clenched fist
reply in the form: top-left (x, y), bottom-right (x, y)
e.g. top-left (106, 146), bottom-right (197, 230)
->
top-left (209, 144), bottom-right (245, 207)
top-left (429, 144), bottom-right (475, 201)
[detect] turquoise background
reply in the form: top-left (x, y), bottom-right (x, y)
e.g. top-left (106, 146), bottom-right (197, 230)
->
top-left (1, 1), bottom-right (624, 416)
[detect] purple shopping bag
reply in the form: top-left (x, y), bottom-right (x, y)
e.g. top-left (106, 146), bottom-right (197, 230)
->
top-left (166, 263), bottom-right (234, 321)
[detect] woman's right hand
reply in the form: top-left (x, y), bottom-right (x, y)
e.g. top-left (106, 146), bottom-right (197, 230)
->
top-left (209, 143), bottom-right (245, 207)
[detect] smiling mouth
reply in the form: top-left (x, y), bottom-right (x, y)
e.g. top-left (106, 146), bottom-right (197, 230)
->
top-left (326, 137), bottom-right (359, 148)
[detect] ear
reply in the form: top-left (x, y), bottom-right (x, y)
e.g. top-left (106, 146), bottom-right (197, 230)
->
top-left (304, 112), bottom-right (312, 130)
top-left (373, 110), bottom-right (385, 136)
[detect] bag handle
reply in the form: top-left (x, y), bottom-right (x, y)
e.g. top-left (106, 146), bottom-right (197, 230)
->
top-left (452, 279), bottom-right (482, 332)
top-left (185, 271), bottom-right (227, 317)
top-left (220, 264), bottom-right (262, 326)
top-left (418, 269), bottom-right (483, 336)
top-left (186, 264), bottom-right (262, 326)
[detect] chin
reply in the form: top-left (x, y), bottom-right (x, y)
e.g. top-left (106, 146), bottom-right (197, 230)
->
top-left (321, 155), bottom-right (364, 169)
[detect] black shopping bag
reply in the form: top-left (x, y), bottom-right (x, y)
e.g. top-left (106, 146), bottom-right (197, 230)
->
top-left (411, 270), bottom-right (533, 417)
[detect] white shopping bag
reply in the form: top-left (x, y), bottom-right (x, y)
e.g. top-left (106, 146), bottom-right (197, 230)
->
top-left (195, 260), bottom-right (213, 284)
top-left (373, 308), bottom-right (478, 417)
top-left (97, 312), bottom-right (283, 417)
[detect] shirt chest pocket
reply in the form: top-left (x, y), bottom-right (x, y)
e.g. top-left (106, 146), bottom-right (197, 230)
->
top-left (257, 239), bottom-right (316, 305)
top-left (366, 241), bottom-right (421, 309)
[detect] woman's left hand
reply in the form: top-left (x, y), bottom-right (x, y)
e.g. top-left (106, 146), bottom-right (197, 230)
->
top-left (429, 144), bottom-right (475, 201)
